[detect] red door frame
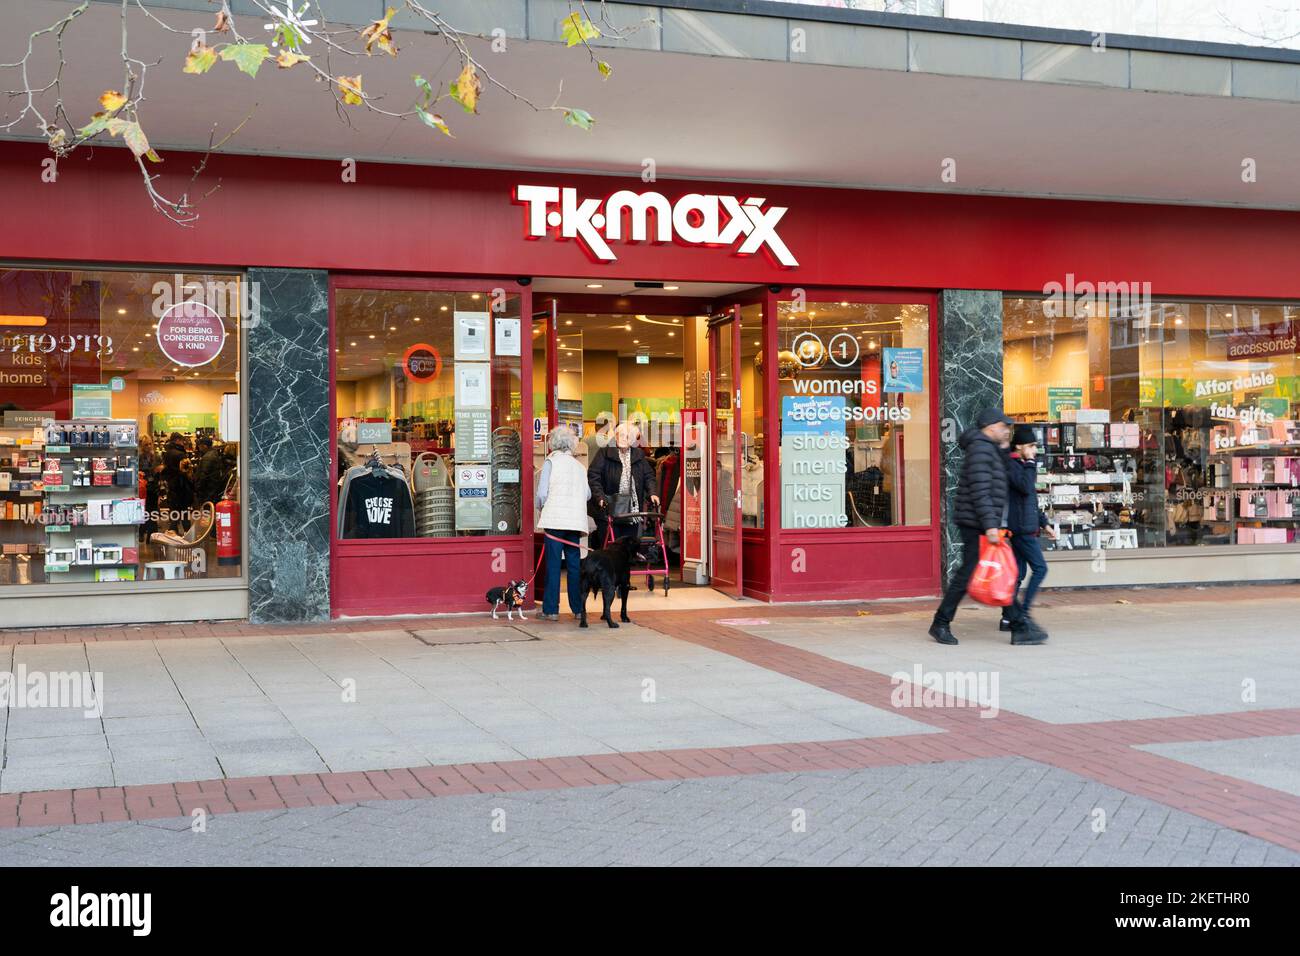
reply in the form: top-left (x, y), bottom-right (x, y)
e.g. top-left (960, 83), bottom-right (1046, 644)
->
top-left (328, 274), bottom-right (534, 617)
top-left (707, 304), bottom-right (744, 597)
top-left (762, 287), bottom-right (943, 601)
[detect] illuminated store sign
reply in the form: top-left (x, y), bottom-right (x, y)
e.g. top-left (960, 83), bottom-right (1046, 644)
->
top-left (513, 185), bottom-right (798, 267)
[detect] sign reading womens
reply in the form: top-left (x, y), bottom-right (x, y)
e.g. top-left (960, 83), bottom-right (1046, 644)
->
top-left (156, 301), bottom-right (226, 367)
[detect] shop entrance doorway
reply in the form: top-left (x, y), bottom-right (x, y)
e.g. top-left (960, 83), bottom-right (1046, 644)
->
top-left (531, 280), bottom-right (762, 601)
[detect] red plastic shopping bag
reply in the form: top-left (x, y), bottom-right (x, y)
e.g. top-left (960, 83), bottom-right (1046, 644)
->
top-left (968, 533), bottom-right (1017, 607)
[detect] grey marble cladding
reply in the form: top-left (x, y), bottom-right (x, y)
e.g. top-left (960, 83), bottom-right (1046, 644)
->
top-left (246, 268), bottom-right (331, 623)
top-left (938, 290), bottom-right (1003, 583)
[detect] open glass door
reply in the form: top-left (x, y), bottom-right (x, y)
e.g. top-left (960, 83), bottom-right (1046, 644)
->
top-left (708, 306), bottom-right (743, 597)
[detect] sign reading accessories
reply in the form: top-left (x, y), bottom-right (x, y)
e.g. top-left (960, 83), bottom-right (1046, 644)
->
top-left (156, 300), bottom-right (226, 367)
top-left (513, 184), bottom-right (798, 267)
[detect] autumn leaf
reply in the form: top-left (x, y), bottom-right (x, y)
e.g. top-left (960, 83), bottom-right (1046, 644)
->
top-left (361, 7), bottom-right (399, 57)
top-left (99, 90), bottom-right (127, 113)
top-left (275, 50), bottom-right (310, 69)
top-left (78, 111), bottom-right (111, 139)
top-left (449, 62), bottom-right (481, 114)
top-left (184, 44), bottom-right (218, 75)
top-left (561, 13), bottom-right (600, 47)
top-left (105, 118), bottom-right (162, 163)
top-left (417, 109), bottom-right (453, 137)
top-left (338, 75), bottom-right (364, 106)
top-left (563, 108), bottom-right (595, 131)
top-left (413, 73), bottom-right (434, 102)
top-left (597, 60), bottom-right (612, 78)
top-left (220, 43), bottom-right (270, 78)
top-left (214, 9), bottom-right (231, 33)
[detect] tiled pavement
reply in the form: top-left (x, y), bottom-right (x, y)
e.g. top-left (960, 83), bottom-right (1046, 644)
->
top-left (1, 583), bottom-right (1299, 865)
top-left (3, 758), bottom-right (1296, 867)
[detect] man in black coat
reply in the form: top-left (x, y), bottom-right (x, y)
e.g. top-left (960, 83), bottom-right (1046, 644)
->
top-left (930, 407), bottom-right (1047, 646)
top-left (588, 422), bottom-right (660, 546)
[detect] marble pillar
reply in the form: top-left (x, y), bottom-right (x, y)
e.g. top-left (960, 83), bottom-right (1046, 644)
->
top-left (245, 268), bottom-right (331, 623)
top-left (938, 290), bottom-right (1004, 584)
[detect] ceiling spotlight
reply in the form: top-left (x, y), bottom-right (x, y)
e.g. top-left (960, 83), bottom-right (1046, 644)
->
top-left (131, 346), bottom-right (139, 352)
top-left (633, 339), bottom-right (640, 344)
top-left (565, 320), bottom-right (573, 326)
top-left (586, 283), bottom-right (603, 289)
top-left (840, 301), bottom-right (849, 307)
top-left (440, 306), bottom-right (448, 312)
top-left (368, 334), bottom-right (376, 339)
top-left (350, 341), bottom-right (357, 347)
top-left (668, 331), bottom-right (675, 337)
top-left (470, 294), bottom-right (481, 300)
top-left (116, 308), bottom-right (126, 315)
top-left (664, 285), bottom-right (679, 291)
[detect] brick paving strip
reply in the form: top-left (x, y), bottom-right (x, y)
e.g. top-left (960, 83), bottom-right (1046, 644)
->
top-left (2, 583), bottom-right (1300, 851)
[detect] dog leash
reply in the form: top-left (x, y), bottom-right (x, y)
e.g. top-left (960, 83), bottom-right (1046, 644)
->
top-left (522, 530), bottom-right (594, 587)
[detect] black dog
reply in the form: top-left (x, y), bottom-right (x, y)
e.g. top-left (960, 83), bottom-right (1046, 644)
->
top-left (485, 580), bottom-right (528, 621)
top-left (578, 536), bottom-right (642, 629)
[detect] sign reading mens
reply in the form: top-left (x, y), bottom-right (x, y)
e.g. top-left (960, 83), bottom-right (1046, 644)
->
top-left (513, 185), bottom-right (798, 267)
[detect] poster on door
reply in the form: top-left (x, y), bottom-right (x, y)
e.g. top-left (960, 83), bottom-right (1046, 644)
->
top-left (681, 412), bottom-right (706, 566)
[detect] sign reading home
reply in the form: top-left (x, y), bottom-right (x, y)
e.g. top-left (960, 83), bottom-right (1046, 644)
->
top-left (513, 185), bottom-right (798, 267)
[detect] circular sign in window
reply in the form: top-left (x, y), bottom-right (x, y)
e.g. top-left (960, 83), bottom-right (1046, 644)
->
top-left (156, 300), bottom-right (226, 367)
top-left (401, 342), bottom-right (443, 383)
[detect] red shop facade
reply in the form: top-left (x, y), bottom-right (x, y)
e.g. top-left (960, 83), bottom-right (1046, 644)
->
top-left (3, 141), bottom-right (1300, 625)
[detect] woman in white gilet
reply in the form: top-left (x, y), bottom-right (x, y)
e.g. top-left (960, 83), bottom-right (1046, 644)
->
top-left (536, 426), bottom-right (591, 621)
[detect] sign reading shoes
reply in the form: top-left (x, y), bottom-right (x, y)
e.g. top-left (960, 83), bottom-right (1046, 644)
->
top-left (513, 185), bottom-right (798, 267)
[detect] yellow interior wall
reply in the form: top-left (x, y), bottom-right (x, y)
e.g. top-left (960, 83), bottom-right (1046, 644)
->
top-left (1004, 331), bottom-right (1089, 416)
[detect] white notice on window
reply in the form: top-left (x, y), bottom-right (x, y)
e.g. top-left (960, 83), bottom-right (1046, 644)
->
top-left (454, 311), bottom-right (490, 360)
top-left (455, 363), bottom-right (490, 409)
top-left (495, 317), bottom-right (520, 357)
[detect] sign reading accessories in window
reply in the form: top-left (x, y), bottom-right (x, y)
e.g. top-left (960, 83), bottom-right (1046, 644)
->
top-left (400, 342), bottom-right (442, 383)
top-left (513, 185), bottom-right (798, 267)
top-left (156, 300), bottom-right (225, 367)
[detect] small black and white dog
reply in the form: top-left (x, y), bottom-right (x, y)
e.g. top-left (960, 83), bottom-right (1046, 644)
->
top-left (486, 580), bottom-right (528, 620)
top-left (579, 536), bottom-right (643, 629)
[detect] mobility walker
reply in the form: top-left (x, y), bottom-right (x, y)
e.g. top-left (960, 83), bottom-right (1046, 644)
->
top-left (604, 509), bottom-right (672, 596)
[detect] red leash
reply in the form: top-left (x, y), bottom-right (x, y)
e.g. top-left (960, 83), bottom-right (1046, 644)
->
top-left (523, 530), bottom-right (592, 586)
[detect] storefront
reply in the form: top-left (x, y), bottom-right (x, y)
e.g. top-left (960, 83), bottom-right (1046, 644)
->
top-left (3, 141), bottom-right (1300, 624)
top-left (0, 264), bottom-right (247, 626)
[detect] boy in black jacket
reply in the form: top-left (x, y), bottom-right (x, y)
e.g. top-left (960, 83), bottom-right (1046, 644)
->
top-left (1001, 424), bottom-right (1057, 634)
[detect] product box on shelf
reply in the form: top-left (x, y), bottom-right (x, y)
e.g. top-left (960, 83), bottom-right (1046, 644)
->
top-left (92, 545), bottom-right (123, 565)
top-left (94, 567), bottom-right (136, 582)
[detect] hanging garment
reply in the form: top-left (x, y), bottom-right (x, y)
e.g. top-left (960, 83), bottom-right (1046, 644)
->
top-left (341, 468), bottom-right (416, 538)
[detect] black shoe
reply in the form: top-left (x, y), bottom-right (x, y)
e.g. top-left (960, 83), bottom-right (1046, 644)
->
top-left (998, 617), bottom-right (1012, 632)
top-left (1010, 620), bottom-right (1049, 645)
top-left (929, 622), bottom-right (958, 645)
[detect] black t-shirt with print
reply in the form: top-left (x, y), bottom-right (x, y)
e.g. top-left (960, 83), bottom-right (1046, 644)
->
top-left (342, 470), bottom-right (415, 538)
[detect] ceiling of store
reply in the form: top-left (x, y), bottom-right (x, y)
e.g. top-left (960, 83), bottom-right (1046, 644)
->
top-left (7, 1), bottom-right (1300, 209)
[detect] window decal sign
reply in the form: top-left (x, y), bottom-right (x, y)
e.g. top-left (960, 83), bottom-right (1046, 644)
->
top-left (156, 300), bottom-right (225, 367)
top-left (400, 342), bottom-right (442, 383)
top-left (882, 348), bottom-right (923, 393)
top-left (513, 185), bottom-right (798, 267)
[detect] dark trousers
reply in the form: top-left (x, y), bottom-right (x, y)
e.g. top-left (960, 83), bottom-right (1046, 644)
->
top-left (542, 530), bottom-right (583, 616)
top-left (593, 514), bottom-right (639, 548)
top-left (934, 526), bottom-right (1022, 628)
top-left (1012, 532), bottom-right (1048, 614)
